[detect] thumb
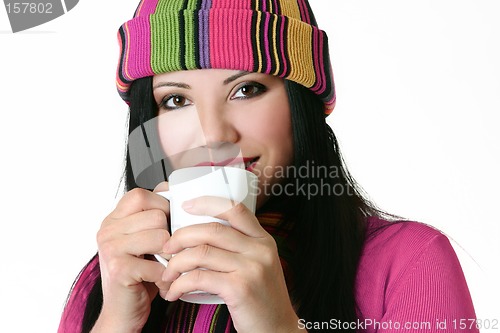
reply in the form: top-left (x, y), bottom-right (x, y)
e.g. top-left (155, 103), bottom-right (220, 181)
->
top-left (153, 181), bottom-right (169, 193)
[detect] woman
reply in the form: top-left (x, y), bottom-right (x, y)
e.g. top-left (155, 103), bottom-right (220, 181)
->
top-left (59, 0), bottom-right (478, 332)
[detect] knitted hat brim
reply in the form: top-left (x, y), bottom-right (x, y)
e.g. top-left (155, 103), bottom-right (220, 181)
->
top-left (116, 9), bottom-right (335, 114)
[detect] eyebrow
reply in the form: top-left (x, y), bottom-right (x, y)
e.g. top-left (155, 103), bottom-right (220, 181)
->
top-left (153, 71), bottom-right (250, 90)
top-left (223, 71), bottom-right (251, 85)
top-left (153, 82), bottom-right (191, 90)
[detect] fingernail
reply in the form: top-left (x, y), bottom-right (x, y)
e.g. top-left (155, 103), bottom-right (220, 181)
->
top-left (182, 199), bottom-right (194, 210)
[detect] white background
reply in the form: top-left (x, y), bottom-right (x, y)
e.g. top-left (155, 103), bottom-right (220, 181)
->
top-left (0, 1), bottom-right (498, 331)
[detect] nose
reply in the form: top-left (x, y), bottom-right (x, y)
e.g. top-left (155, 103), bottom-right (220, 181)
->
top-left (196, 104), bottom-right (239, 148)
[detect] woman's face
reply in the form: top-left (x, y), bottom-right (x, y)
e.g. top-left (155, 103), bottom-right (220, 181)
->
top-left (152, 69), bottom-right (293, 209)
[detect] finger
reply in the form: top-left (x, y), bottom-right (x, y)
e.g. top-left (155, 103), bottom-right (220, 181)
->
top-left (111, 188), bottom-right (170, 218)
top-left (98, 209), bottom-right (170, 247)
top-left (162, 245), bottom-right (239, 282)
top-left (165, 269), bottom-right (225, 302)
top-left (99, 229), bottom-right (170, 262)
top-left (117, 209), bottom-right (169, 234)
top-left (163, 222), bottom-right (252, 254)
top-left (155, 275), bottom-right (172, 295)
top-left (158, 284), bottom-right (172, 300)
top-left (136, 259), bottom-right (166, 284)
top-left (119, 229), bottom-right (171, 256)
top-left (182, 196), bottom-right (265, 238)
top-left (102, 256), bottom-right (165, 286)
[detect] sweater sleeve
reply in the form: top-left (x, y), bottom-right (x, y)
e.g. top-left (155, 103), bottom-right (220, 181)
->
top-left (377, 232), bottom-right (478, 333)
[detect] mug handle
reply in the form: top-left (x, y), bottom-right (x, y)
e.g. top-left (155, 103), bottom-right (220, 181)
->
top-left (154, 253), bottom-right (169, 267)
top-left (154, 190), bottom-right (172, 267)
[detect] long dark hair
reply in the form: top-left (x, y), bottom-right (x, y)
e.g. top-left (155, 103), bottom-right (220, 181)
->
top-left (284, 80), bottom-right (375, 324)
top-left (69, 76), bottom-right (381, 332)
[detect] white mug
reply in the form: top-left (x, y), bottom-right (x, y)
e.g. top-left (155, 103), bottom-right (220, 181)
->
top-left (155, 166), bottom-right (258, 304)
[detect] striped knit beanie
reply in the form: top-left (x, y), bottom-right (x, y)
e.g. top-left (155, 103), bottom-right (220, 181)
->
top-left (116, 0), bottom-right (335, 114)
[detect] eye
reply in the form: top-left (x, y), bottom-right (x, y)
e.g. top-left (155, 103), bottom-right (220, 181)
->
top-left (231, 82), bottom-right (267, 100)
top-left (159, 95), bottom-right (192, 110)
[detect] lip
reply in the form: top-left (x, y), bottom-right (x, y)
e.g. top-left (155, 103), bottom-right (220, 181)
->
top-left (195, 156), bottom-right (259, 171)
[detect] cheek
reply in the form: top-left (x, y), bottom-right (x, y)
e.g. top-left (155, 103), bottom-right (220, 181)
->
top-left (241, 100), bottom-right (293, 175)
top-left (157, 111), bottom-right (206, 157)
top-left (253, 108), bottom-right (292, 209)
top-left (259, 102), bottom-right (293, 162)
top-left (262, 120), bottom-right (293, 163)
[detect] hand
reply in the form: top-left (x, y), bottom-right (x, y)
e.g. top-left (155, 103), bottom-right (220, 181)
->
top-left (159, 196), bottom-right (300, 333)
top-left (92, 187), bottom-right (171, 333)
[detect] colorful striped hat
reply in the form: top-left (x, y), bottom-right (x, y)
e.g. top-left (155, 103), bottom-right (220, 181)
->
top-left (116, 0), bottom-right (335, 114)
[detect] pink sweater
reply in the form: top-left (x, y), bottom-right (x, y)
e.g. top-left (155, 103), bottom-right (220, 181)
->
top-left (353, 218), bottom-right (478, 332)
